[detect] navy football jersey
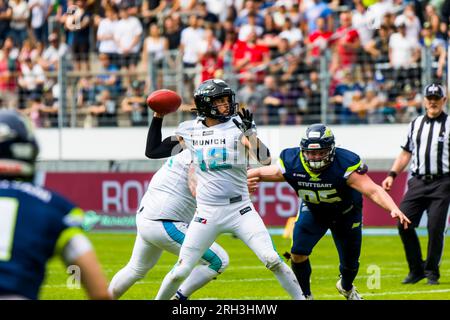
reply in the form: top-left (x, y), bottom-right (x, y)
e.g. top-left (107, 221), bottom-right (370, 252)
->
top-left (0, 180), bottom-right (85, 299)
top-left (278, 147), bottom-right (364, 217)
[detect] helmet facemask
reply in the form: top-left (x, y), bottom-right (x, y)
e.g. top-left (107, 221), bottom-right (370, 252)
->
top-left (302, 145), bottom-right (335, 172)
top-left (300, 124), bottom-right (336, 172)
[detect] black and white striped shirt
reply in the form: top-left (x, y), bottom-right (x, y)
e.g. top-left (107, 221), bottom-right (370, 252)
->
top-left (402, 112), bottom-right (450, 176)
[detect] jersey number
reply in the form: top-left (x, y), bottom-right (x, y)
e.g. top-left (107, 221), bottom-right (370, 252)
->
top-left (196, 147), bottom-right (231, 172)
top-left (0, 197), bottom-right (19, 261)
top-left (297, 189), bottom-right (342, 204)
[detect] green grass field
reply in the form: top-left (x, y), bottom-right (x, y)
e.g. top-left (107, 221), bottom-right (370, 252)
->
top-left (40, 230), bottom-right (450, 300)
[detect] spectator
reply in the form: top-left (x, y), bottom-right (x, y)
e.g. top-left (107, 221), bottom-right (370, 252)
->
top-left (97, 5), bottom-right (119, 66)
top-left (203, 0), bottom-right (230, 23)
top-left (196, 1), bottom-right (218, 28)
top-left (0, 0), bottom-right (11, 47)
top-left (348, 84), bottom-right (384, 124)
top-left (141, 0), bottom-right (162, 27)
top-left (365, 0), bottom-right (395, 29)
top-left (394, 3), bottom-right (421, 41)
top-left (233, 31), bottom-right (270, 82)
top-left (392, 84), bottom-right (423, 123)
top-left (237, 73), bottom-right (263, 118)
top-left (305, 16), bottom-right (332, 63)
top-left (388, 21), bottom-right (421, 96)
top-left (8, 0), bottom-right (29, 47)
top-left (120, 79), bottom-right (148, 126)
top-left (114, 2), bottom-right (143, 82)
top-left (238, 12), bottom-right (264, 42)
top-left (64, 0), bottom-right (91, 71)
top-left (272, 3), bottom-right (288, 29)
top-left (287, 2), bottom-right (301, 25)
top-left (234, 0), bottom-right (264, 28)
top-left (351, 0), bottom-right (373, 49)
top-left (302, 0), bottom-right (334, 34)
top-left (29, 0), bottom-right (54, 45)
top-left (268, 38), bottom-right (293, 79)
top-left (38, 86), bottom-right (59, 127)
top-left (23, 93), bottom-right (44, 127)
top-left (0, 36), bottom-right (18, 109)
top-left (142, 23), bottom-right (168, 89)
top-left (40, 32), bottom-right (71, 71)
top-left (366, 25), bottom-right (391, 64)
top-left (94, 53), bottom-right (121, 98)
top-left (18, 57), bottom-right (46, 110)
top-left (259, 12), bottom-right (280, 48)
top-left (424, 3), bottom-right (442, 37)
top-left (258, 75), bottom-right (284, 125)
top-left (420, 22), bottom-right (447, 80)
top-left (278, 81), bottom-right (302, 125)
top-left (142, 23), bottom-right (167, 66)
top-left (18, 39), bottom-right (34, 63)
top-left (278, 17), bottom-right (303, 49)
top-left (301, 70), bottom-right (322, 124)
top-left (84, 89), bottom-right (117, 127)
top-left (329, 69), bottom-right (364, 124)
top-left (330, 11), bottom-right (360, 74)
top-left (179, 14), bottom-right (204, 100)
top-left (162, 16), bottom-right (182, 50)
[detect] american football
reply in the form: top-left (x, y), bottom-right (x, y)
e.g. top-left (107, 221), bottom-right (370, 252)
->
top-left (146, 89), bottom-right (182, 114)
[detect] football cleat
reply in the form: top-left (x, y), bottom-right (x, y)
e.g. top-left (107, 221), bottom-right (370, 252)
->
top-left (171, 290), bottom-right (188, 301)
top-left (304, 293), bottom-right (314, 300)
top-left (336, 279), bottom-right (363, 300)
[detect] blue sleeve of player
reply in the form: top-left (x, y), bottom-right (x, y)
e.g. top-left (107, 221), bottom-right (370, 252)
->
top-left (277, 149), bottom-right (289, 174)
top-left (336, 148), bottom-right (366, 179)
top-left (49, 192), bottom-right (86, 255)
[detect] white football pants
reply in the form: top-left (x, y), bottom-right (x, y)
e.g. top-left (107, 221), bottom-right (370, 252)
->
top-left (155, 201), bottom-right (304, 300)
top-left (108, 213), bottom-right (229, 299)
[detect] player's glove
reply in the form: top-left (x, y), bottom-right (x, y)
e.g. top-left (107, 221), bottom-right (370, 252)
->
top-left (233, 108), bottom-right (256, 136)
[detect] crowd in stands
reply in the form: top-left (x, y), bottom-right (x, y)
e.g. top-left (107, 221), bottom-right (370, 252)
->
top-left (0, 0), bottom-right (449, 127)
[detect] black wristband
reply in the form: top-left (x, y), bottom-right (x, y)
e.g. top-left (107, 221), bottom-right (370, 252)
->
top-left (388, 171), bottom-right (398, 179)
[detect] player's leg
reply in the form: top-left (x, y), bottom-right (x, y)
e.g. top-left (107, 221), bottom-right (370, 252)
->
top-left (155, 209), bottom-right (221, 300)
top-left (331, 209), bottom-right (363, 300)
top-left (290, 203), bottom-right (328, 299)
top-left (423, 180), bottom-right (450, 283)
top-left (108, 216), bottom-right (163, 299)
top-left (159, 221), bottom-right (229, 299)
top-left (177, 241), bottom-right (229, 299)
top-left (398, 179), bottom-right (429, 282)
top-left (232, 202), bottom-right (305, 300)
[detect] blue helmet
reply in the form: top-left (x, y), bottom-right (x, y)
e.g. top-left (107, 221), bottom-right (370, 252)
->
top-left (300, 123), bottom-right (335, 171)
top-left (0, 110), bottom-right (39, 180)
top-left (193, 79), bottom-right (238, 122)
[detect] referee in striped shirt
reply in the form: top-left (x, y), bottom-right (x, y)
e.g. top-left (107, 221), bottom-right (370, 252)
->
top-left (382, 83), bottom-right (450, 285)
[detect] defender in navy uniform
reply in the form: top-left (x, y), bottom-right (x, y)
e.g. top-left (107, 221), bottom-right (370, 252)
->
top-left (248, 124), bottom-right (410, 300)
top-left (0, 110), bottom-right (110, 300)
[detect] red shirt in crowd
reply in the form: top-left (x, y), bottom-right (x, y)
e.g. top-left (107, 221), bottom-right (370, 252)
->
top-left (331, 27), bottom-right (360, 66)
top-left (308, 30), bottom-right (333, 57)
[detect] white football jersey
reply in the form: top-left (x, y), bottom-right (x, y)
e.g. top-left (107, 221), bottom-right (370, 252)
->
top-left (175, 117), bottom-right (250, 206)
top-left (140, 150), bottom-right (196, 222)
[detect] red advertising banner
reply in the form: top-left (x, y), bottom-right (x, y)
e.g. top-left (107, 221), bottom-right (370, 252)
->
top-left (43, 171), bottom-right (408, 230)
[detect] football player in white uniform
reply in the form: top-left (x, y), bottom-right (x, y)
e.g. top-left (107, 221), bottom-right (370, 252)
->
top-left (108, 149), bottom-right (229, 300)
top-left (147, 79), bottom-right (304, 300)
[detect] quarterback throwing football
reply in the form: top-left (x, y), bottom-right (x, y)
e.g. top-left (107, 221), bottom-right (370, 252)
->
top-left (147, 79), bottom-right (305, 300)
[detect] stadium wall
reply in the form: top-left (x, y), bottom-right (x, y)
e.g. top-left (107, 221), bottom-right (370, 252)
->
top-left (35, 124), bottom-right (409, 161)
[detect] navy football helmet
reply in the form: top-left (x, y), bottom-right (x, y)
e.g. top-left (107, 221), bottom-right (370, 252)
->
top-left (0, 110), bottom-right (39, 180)
top-left (300, 123), bottom-right (335, 171)
top-left (193, 79), bottom-right (238, 122)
